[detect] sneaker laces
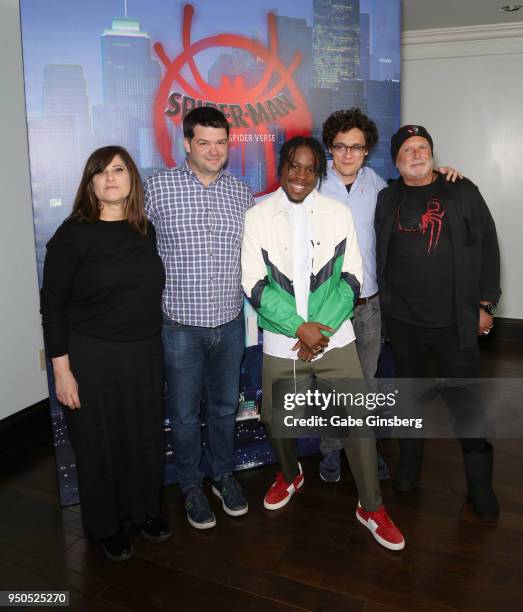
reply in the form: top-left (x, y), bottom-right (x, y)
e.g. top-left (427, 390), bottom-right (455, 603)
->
top-left (219, 475), bottom-right (242, 496)
top-left (185, 486), bottom-right (208, 511)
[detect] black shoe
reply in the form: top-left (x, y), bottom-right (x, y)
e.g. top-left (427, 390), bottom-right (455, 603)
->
top-left (392, 438), bottom-right (424, 492)
top-left (137, 516), bottom-right (171, 542)
top-left (463, 442), bottom-right (499, 523)
top-left (102, 532), bottom-right (134, 561)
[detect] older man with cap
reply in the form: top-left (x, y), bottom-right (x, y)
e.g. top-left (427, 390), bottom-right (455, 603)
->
top-left (375, 125), bottom-right (501, 522)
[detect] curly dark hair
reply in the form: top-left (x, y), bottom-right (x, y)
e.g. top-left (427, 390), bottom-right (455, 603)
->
top-left (322, 108), bottom-right (379, 152)
top-left (277, 136), bottom-right (327, 187)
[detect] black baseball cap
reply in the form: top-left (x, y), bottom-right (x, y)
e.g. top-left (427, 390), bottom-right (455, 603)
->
top-left (391, 125), bottom-right (433, 163)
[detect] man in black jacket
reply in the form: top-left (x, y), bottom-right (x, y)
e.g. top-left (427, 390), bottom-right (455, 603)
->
top-left (375, 125), bottom-right (501, 521)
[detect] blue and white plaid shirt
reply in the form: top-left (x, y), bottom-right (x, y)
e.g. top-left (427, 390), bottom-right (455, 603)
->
top-left (145, 161), bottom-right (255, 327)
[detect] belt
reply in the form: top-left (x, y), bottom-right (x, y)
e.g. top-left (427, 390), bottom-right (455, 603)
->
top-left (356, 291), bottom-right (378, 306)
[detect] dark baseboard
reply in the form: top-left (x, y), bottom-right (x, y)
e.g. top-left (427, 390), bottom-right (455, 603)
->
top-left (493, 317), bottom-right (523, 342)
top-left (0, 398), bottom-right (52, 453)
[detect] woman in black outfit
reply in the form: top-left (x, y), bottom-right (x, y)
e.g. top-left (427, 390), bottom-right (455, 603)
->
top-left (41, 146), bottom-right (170, 561)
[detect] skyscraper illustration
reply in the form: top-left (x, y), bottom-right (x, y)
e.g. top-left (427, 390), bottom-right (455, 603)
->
top-left (32, 64), bottom-right (91, 248)
top-left (101, 17), bottom-right (159, 111)
top-left (99, 17), bottom-right (161, 166)
top-left (366, 0), bottom-right (401, 81)
top-left (360, 12), bottom-right (370, 81)
top-left (274, 15), bottom-right (313, 107)
top-left (42, 64), bottom-right (91, 153)
top-left (313, 0), bottom-right (361, 88)
top-left (335, 78), bottom-right (366, 114)
top-left (366, 79), bottom-right (400, 180)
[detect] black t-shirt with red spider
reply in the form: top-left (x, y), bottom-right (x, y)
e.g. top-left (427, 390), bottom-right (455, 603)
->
top-left (385, 174), bottom-right (454, 327)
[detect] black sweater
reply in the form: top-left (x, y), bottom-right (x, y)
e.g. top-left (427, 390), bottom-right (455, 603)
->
top-left (375, 177), bottom-right (501, 349)
top-left (41, 217), bottom-right (165, 358)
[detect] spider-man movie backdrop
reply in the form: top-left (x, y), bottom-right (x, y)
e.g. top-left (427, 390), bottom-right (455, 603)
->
top-left (20, 0), bottom-right (401, 505)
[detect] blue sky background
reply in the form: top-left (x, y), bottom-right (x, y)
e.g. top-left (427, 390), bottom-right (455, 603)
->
top-left (21, 0), bottom-right (318, 112)
top-left (21, 0), bottom-right (379, 114)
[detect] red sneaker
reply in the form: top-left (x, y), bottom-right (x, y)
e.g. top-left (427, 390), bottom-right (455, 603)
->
top-left (264, 463), bottom-right (304, 510)
top-left (356, 503), bottom-right (405, 550)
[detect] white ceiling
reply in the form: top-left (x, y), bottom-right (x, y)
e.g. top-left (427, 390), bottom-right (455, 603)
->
top-left (403, 0), bottom-right (523, 31)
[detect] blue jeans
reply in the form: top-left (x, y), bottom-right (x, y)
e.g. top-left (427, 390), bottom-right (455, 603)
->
top-left (162, 313), bottom-right (245, 492)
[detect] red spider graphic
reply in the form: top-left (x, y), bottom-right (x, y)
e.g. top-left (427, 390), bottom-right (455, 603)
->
top-left (397, 197), bottom-right (446, 253)
top-left (420, 198), bottom-right (445, 253)
top-left (153, 4), bottom-right (312, 195)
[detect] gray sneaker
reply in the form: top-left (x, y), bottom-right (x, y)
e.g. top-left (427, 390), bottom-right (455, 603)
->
top-left (184, 486), bottom-right (216, 529)
top-left (377, 454), bottom-right (390, 480)
top-left (212, 475), bottom-right (249, 516)
top-left (319, 450), bottom-right (341, 483)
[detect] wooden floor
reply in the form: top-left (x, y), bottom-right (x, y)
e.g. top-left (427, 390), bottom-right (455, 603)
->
top-left (1, 339), bottom-right (522, 611)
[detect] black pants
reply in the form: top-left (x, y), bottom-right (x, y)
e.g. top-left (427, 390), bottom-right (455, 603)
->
top-left (386, 318), bottom-right (486, 453)
top-left (66, 331), bottom-right (165, 540)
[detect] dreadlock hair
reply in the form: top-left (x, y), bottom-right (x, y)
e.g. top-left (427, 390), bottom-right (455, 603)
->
top-left (277, 136), bottom-right (327, 188)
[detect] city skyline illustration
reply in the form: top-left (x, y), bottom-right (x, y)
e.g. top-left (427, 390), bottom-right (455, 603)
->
top-left (22, 1), bottom-right (400, 260)
top-left (20, 0), bottom-right (401, 505)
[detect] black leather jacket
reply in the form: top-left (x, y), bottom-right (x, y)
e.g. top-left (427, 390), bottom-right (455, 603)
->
top-left (375, 177), bottom-right (501, 348)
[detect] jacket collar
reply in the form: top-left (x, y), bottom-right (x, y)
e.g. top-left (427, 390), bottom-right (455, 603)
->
top-left (269, 187), bottom-right (318, 218)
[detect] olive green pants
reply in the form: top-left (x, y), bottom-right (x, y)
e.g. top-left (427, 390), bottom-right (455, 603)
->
top-left (261, 342), bottom-right (382, 511)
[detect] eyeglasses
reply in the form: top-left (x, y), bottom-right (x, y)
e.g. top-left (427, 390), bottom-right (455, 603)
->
top-left (331, 143), bottom-right (366, 156)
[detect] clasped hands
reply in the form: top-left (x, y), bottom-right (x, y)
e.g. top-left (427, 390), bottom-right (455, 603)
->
top-left (292, 322), bottom-right (334, 362)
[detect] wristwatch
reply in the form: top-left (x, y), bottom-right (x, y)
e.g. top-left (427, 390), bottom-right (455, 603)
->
top-left (480, 303), bottom-right (497, 316)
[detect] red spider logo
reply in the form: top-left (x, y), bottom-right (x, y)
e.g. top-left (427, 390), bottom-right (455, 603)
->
top-left (420, 198), bottom-right (445, 252)
top-left (397, 197), bottom-right (446, 253)
top-left (153, 4), bottom-right (313, 195)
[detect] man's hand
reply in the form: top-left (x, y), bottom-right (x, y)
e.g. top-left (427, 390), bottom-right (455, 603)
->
top-left (292, 339), bottom-right (323, 362)
top-left (295, 322), bottom-right (333, 350)
top-left (298, 345), bottom-right (316, 362)
top-left (478, 308), bottom-right (494, 336)
top-left (436, 166), bottom-right (463, 183)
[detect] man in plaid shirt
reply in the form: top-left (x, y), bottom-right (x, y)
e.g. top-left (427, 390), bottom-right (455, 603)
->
top-left (145, 107), bottom-right (254, 529)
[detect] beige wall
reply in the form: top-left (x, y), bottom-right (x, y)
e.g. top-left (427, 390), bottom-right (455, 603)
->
top-left (0, 0), bottom-right (48, 419)
top-left (401, 24), bottom-right (523, 319)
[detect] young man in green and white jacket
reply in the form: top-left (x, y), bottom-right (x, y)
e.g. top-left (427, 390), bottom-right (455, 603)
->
top-left (241, 136), bottom-right (405, 551)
